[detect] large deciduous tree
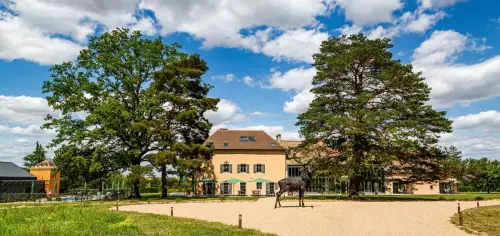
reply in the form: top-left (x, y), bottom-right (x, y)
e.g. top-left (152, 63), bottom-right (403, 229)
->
top-left (23, 141), bottom-right (47, 169)
top-left (43, 28), bottom-right (218, 197)
top-left (297, 34), bottom-right (452, 196)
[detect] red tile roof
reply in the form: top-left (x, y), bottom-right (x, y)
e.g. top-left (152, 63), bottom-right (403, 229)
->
top-left (204, 129), bottom-right (285, 150)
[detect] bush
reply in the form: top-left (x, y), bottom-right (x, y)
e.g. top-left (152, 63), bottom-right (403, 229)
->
top-left (439, 196), bottom-right (446, 200)
top-left (475, 196), bottom-right (485, 200)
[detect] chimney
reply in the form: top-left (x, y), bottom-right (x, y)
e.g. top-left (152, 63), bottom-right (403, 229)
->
top-left (276, 134), bottom-right (281, 143)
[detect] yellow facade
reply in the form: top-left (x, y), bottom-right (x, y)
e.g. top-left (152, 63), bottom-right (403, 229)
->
top-left (197, 149), bottom-right (286, 196)
top-left (29, 160), bottom-right (61, 196)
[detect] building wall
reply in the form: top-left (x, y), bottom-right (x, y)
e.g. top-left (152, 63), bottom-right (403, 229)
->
top-left (197, 149), bottom-right (286, 195)
top-left (385, 177), bottom-right (457, 195)
top-left (30, 169), bottom-right (61, 196)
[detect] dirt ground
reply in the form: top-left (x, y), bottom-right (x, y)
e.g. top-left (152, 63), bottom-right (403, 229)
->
top-left (119, 197), bottom-right (500, 236)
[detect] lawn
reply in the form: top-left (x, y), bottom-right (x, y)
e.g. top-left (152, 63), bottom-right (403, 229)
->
top-left (283, 192), bottom-right (500, 201)
top-left (451, 205), bottom-right (500, 236)
top-left (0, 203), bottom-right (274, 236)
top-left (140, 193), bottom-right (260, 202)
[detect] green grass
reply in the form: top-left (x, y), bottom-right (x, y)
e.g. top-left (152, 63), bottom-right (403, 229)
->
top-left (0, 203), bottom-right (274, 236)
top-left (451, 205), bottom-right (500, 236)
top-left (282, 193), bottom-right (500, 201)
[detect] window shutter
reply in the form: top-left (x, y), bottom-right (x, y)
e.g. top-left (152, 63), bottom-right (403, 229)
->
top-left (220, 184), bottom-right (224, 195)
top-left (229, 183), bottom-right (232, 195)
top-left (266, 183), bottom-right (270, 194)
top-left (253, 164), bottom-right (257, 173)
top-left (262, 164), bottom-right (266, 173)
top-left (275, 182), bottom-right (278, 190)
top-left (237, 164), bottom-right (241, 173)
top-left (220, 164), bottom-right (224, 173)
top-left (246, 164), bottom-right (250, 173)
top-left (229, 164), bottom-right (233, 173)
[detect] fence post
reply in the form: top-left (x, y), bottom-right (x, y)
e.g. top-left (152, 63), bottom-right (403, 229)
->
top-left (457, 203), bottom-right (463, 226)
top-left (116, 199), bottom-right (119, 211)
top-left (171, 206), bottom-right (173, 216)
top-left (477, 201), bottom-right (479, 208)
top-left (239, 214), bottom-right (242, 228)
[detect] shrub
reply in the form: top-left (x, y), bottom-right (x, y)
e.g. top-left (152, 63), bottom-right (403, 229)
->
top-left (475, 196), bottom-right (484, 200)
top-left (439, 196), bottom-right (446, 200)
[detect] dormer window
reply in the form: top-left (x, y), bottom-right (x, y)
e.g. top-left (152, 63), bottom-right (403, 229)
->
top-left (270, 143), bottom-right (276, 148)
top-left (240, 136), bottom-right (256, 142)
top-left (224, 142), bottom-right (228, 147)
top-left (206, 142), bottom-right (214, 147)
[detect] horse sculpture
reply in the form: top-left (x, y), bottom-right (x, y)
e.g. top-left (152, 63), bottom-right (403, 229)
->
top-left (274, 165), bottom-right (313, 208)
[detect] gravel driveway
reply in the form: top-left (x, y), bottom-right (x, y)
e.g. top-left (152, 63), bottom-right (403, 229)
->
top-left (120, 197), bottom-right (500, 236)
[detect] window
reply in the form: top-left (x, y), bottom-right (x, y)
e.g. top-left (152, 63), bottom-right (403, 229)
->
top-left (238, 164), bottom-right (248, 173)
top-left (256, 182), bottom-right (262, 190)
top-left (430, 185), bottom-right (434, 190)
top-left (392, 182), bottom-right (406, 194)
top-left (206, 142), bottom-right (213, 146)
top-left (254, 164), bottom-right (265, 173)
top-left (220, 162), bottom-right (232, 173)
top-left (224, 142), bottom-right (228, 147)
top-left (267, 182), bottom-right (275, 195)
top-left (270, 143), bottom-right (276, 148)
top-left (288, 165), bottom-right (301, 177)
top-left (240, 136), bottom-right (256, 142)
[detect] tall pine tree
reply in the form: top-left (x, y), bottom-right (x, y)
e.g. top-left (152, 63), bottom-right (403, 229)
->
top-left (297, 34), bottom-right (452, 196)
top-left (23, 141), bottom-right (47, 169)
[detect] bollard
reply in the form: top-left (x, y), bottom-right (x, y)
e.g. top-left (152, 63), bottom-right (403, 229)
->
top-left (171, 206), bottom-right (173, 216)
top-left (459, 211), bottom-right (463, 226)
top-left (238, 214), bottom-right (242, 228)
top-left (477, 201), bottom-right (479, 208)
top-left (116, 200), bottom-right (119, 211)
top-left (457, 203), bottom-right (461, 214)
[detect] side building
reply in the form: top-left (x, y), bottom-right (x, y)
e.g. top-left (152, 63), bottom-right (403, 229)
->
top-left (197, 129), bottom-right (286, 196)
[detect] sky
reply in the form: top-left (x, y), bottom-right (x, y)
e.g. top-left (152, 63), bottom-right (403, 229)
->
top-left (1, 0), bottom-right (500, 166)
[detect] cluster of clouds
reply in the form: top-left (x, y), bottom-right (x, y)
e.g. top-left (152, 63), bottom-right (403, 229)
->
top-left (2, 0), bottom-right (500, 160)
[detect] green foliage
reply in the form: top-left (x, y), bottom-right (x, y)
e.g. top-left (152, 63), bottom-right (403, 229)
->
top-left (297, 34), bottom-right (452, 196)
top-left (42, 28), bottom-right (218, 197)
top-left (459, 158), bottom-right (500, 193)
top-left (22, 141), bottom-right (46, 169)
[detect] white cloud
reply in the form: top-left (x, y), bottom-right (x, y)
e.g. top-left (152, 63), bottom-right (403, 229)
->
top-left (0, 0), bottom-right (158, 64)
top-left (333, 0), bottom-right (403, 25)
top-left (412, 30), bottom-right (500, 108)
top-left (283, 89), bottom-right (315, 114)
top-left (140, 0), bottom-right (333, 49)
top-left (268, 67), bottom-right (316, 92)
top-left (440, 132), bottom-right (500, 159)
top-left (130, 16), bottom-right (158, 36)
top-left (419, 0), bottom-right (467, 9)
top-left (0, 95), bottom-right (60, 126)
top-left (260, 28), bottom-right (328, 63)
top-left (211, 74), bottom-right (235, 82)
top-left (250, 111), bottom-right (270, 116)
top-left (242, 76), bottom-right (254, 87)
top-left (204, 99), bottom-right (246, 126)
top-left (336, 24), bottom-right (363, 35)
top-left (406, 11), bottom-right (446, 33)
top-left (452, 110), bottom-right (500, 131)
top-left (211, 124), bottom-right (301, 141)
top-left (0, 125), bottom-right (57, 136)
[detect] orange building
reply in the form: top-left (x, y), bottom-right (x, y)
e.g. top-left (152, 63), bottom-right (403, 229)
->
top-left (29, 159), bottom-right (61, 196)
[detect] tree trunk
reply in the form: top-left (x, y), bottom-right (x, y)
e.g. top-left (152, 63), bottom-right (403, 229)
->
top-left (133, 181), bottom-right (141, 198)
top-left (348, 175), bottom-right (361, 197)
top-left (161, 163), bottom-right (168, 199)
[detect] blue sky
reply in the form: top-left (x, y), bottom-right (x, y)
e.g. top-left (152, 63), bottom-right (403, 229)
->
top-left (1, 0), bottom-right (500, 165)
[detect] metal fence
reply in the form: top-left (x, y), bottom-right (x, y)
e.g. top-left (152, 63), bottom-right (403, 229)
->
top-left (306, 177), bottom-right (387, 194)
top-left (0, 180), bottom-right (46, 202)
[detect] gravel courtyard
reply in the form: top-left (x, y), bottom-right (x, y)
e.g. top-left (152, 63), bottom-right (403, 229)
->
top-left (120, 197), bottom-right (500, 236)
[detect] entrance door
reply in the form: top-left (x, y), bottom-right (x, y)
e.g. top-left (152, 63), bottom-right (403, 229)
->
top-left (204, 182), bottom-right (215, 195)
top-left (240, 183), bottom-right (246, 195)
